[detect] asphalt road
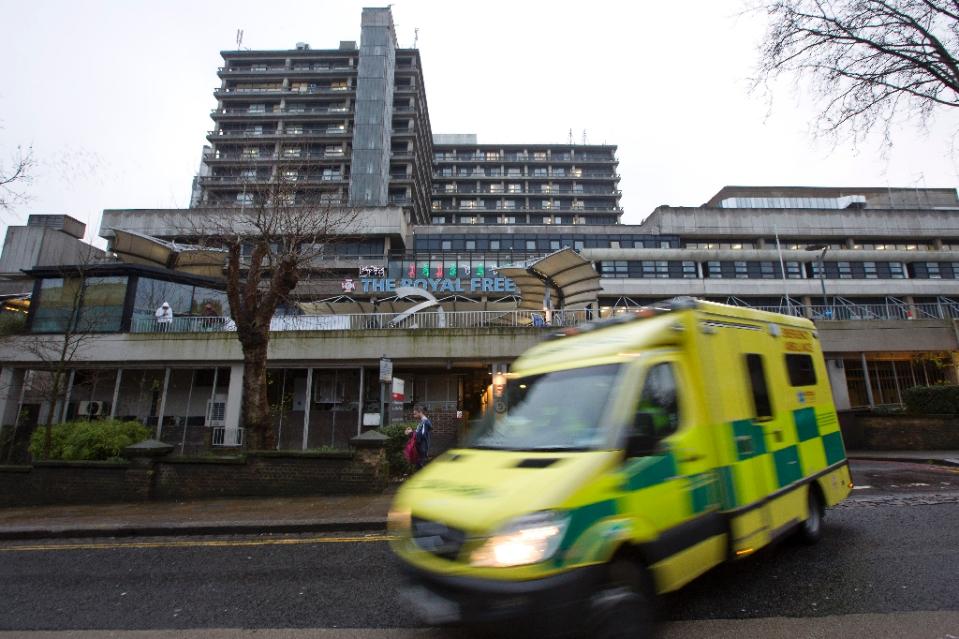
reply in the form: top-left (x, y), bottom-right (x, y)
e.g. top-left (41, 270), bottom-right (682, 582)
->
top-left (0, 460), bottom-right (956, 636)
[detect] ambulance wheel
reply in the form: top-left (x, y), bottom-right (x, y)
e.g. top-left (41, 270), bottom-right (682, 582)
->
top-left (586, 559), bottom-right (655, 639)
top-left (799, 487), bottom-right (824, 544)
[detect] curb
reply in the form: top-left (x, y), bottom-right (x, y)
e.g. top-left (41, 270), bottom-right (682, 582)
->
top-left (0, 519), bottom-right (388, 542)
top-left (847, 454), bottom-right (959, 467)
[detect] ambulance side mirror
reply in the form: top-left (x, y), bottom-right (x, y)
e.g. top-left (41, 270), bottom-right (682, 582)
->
top-left (626, 413), bottom-right (659, 457)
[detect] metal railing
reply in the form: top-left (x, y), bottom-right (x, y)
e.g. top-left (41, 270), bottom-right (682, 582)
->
top-left (130, 310), bottom-right (589, 334)
top-left (212, 427), bottom-right (245, 447)
top-left (127, 302), bottom-right (959, 336)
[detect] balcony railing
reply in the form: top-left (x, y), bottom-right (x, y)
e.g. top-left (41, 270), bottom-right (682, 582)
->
top-left (129, 310), bottom-right (589, 334)
top-left (212, 106), bottom-right (350, 116)
top-left (104, 301), bottom-right (959, 336)
top-left (212, 427), bottom-right (245, 447)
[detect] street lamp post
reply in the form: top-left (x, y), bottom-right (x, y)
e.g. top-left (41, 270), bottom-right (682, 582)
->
top-left (805, 244), bottom-right (830, 318)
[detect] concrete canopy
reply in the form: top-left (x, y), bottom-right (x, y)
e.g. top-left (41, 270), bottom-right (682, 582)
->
top-left (497, 247), bottom-right (601, 311)
top-left (112, 230), bottom-right (226, 278)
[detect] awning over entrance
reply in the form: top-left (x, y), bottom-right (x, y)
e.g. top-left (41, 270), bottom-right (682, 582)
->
top-left (496, 247), bottom-right (601, 311)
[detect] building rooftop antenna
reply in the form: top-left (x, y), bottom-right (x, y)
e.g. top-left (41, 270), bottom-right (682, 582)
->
top-left (413, 27), bottom-right (419, 49)
top-left (568, 128), bottom-right (573, 145)
top-left (236, 29), bottom-right (244, 50)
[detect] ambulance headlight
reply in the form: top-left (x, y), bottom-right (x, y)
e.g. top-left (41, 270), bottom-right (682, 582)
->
top-left (471, 511), bottom-right (569, 568)
top-left (387, 508), bottom-right (411, 532)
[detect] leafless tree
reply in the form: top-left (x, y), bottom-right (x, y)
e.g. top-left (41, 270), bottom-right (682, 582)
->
top-left (16, 246), bottom-right (112, 458)
top-left (754, 0), bottom-right (959, 142)
top-left (191, 172), bottom-right (360, 449)
top-left (0, 145), bottom-right (35, 212)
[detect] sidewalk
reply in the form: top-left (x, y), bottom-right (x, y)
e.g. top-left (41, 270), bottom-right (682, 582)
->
top-left (846, 450), bottom-right (959, 466)
top-left (0, 492), bottom-right (394, 541)
top-left (1, 452), bottom-right (956, 542)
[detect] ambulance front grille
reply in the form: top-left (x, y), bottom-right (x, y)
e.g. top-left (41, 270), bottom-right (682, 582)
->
top-left (411, 516), bottom-right (466, 560)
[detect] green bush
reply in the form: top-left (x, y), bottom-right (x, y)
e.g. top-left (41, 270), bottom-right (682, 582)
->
top-left (902, 385), bottom-right (959, 415)
top-left (29, 419), bottom-right (150, 461)
top-left (379, 421), bottom-right (417, 477)
top-left (0, 313), bottom-right (26, 337)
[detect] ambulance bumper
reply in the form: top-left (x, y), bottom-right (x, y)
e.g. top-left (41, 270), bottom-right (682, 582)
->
top-left (398, 561), bottom-right (605, 628)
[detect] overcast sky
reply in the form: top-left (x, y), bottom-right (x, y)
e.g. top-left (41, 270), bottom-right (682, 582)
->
top-left (2, 0), bottom-right (958, 246)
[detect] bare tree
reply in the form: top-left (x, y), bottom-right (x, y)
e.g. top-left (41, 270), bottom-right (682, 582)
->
top-left (17, 247), bottom-right (112, 458)
top-left (0, 145), bottom-right (35, 212)
top-left (192, 173), bottom-right (360, 449)
top-left (754, 0), bottom-right (959, 142)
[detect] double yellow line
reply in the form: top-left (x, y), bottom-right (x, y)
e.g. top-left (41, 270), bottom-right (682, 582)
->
top-left (0, 534), bottom-right (394, 553)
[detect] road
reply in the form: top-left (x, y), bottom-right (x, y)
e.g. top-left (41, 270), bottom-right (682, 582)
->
top-left (0, 460), bottom-right (957, 638)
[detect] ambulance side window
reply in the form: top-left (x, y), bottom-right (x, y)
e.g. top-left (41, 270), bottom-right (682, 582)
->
top-left (745, 353), bottom-right (774, 421)
top-left (634, 363), bottom-right (680, 438)
top-left (785, 354), bottom-right (817, 386)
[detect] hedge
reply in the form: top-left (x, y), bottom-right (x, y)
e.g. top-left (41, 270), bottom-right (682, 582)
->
top-left (902, 385), bottom-right (959, 415)
top-left (29, 419), bottom-right (150, 461)
top-left (379, 421), bottom-right (418, 477)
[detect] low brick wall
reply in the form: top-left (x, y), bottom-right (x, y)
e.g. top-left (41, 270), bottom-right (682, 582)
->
top-left (154, 451), bottom-right (382, 500)
top-left (839, 412), bottom-right (959, 450)
top-left (0, 449), bottom-right (387, 508)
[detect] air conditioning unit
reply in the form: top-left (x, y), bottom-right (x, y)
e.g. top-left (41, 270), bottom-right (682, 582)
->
top-left (78, 401), bottom-right (109, 417)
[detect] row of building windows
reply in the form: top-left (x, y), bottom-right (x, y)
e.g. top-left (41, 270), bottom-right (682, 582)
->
top-left (596, 260), bottom-right (959, 279)
top-left (434, 167), bottom-right (616, 178)
top-left (433, 151), bottom-right (615, 162)
top-left (412, 236), bottom-right (680, 251)
top-left (683, 241), bottom-right (942, 251)
top-left (435, 184), bottom-right (614, 194)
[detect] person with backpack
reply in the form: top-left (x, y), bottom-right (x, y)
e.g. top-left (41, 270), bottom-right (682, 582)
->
top-left (404, 405), bottom-right (432, 470)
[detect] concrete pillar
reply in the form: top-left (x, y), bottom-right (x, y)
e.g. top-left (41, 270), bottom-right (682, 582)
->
top-left (861, 353), bottom-right (875, 408)
top-left (825, 359), bottom-right (851, 411)
top-left (223, 364), bottom-right (244, 446)
top-left (0, 368), bottom-right (26, 426)
top-left (156, 367), bottom-right (171, 440)
top-left (357, 366), bottom-right (365, 436)
top-left (110, 369), bottom-right (123, 418)
top-left (302, 367), bottom-right (313, 450)
top-left (61, 369), bottom-right (76, 424)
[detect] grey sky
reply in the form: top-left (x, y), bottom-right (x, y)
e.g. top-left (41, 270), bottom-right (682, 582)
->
top-left (2, 0), bottom-right (958, 246)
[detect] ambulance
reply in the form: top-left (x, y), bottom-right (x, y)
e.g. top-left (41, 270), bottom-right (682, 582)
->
top-left (388, 298), bottom-right (852, 637)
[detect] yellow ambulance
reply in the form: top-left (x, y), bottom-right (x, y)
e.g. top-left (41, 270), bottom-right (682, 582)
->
top-left (388, 298), bottom-right (852, 637)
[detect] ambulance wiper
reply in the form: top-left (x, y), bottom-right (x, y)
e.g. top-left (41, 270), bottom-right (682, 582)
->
top-left (529, 446), bottom-right (588, 452)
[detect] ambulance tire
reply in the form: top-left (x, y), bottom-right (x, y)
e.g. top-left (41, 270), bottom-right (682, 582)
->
top-left (586, 559), bottom-right (655, 639)
top-left (798, 487), bottom-right (825, 544)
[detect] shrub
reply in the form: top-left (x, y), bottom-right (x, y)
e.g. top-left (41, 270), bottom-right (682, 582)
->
top-left (29, 419), bottom-right (150, 461)
top-left (902, 385), bottom-right (959, 415)
top-left (379, 421), bottom-right (417, 477)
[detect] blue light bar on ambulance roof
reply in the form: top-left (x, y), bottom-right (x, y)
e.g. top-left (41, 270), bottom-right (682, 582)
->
top-left (546, 297), bottom-right (700, 341)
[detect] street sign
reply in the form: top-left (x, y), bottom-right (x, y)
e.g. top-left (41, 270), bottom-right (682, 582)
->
top-left (379, 357), bottom-right (393, 382)
top-left (391, 377), bottom-right (405, 402)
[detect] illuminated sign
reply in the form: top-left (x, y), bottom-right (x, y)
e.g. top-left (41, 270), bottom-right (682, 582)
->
top-left (360, 277), bottom-right (517, 293)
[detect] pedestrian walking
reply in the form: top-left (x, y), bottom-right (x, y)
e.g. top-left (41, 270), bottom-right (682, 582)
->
top-left (406, 404), bottom-right (432, 470)
top-left (155, 302), bottom-right (173, 332)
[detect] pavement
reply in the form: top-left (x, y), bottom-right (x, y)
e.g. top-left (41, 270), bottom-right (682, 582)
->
top-left (0, 451), bottom-right (956, 542)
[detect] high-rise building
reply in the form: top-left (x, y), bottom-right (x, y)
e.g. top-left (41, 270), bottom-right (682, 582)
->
top-left (191, 7), bottom-right (622, 227)
top-left (193, 8), bottom-right (434, 223)
top-left (429, 137), bottom-right (622, 226)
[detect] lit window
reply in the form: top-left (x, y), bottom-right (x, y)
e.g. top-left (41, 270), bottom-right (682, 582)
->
top-left (507, 184), bottom-right (523, 193)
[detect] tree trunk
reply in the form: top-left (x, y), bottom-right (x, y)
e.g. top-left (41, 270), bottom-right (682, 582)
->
top-left (240, 342), bottom-right (275, 450)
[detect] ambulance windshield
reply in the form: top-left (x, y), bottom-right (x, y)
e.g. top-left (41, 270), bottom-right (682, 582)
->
top-left (469, 364), bottom-right (621, 451)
